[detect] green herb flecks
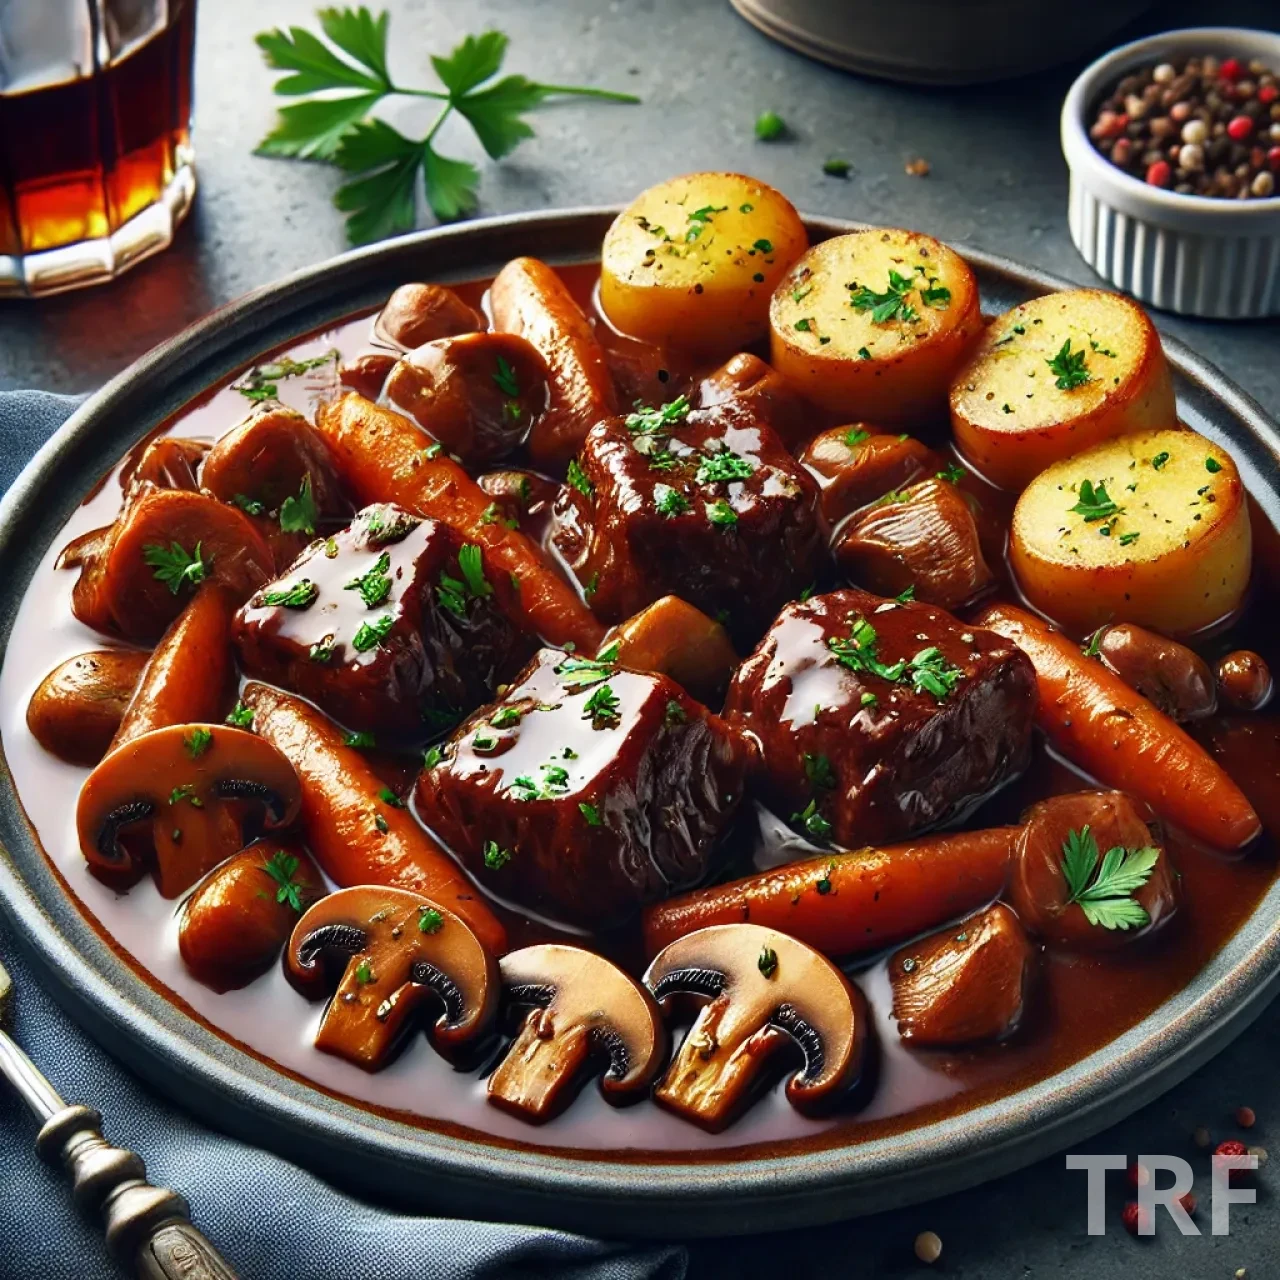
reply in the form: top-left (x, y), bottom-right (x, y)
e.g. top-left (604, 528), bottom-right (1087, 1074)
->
top-left (143, 541), bottom-right (208, 595)
top-left (263, 850), bottom-right (309, 912)
top-left (183, 727), bottom-right (213, 759)
top-left (1046, 339), bottom-right (1091, 391)
top-left (226, 702), bottom-right (254, 728)
top-left (262, 578), bottom-right (320, 609)
top-left (351, 613), bottom-right (395, 652)
top-left (1060, 825), bottom-right (1158, 930)
top-left (279, 475), bottom-right (318, 535)
top-left (232, 348), bottom-right (340, 401)
top-left (345, 552), bottom-right (393, 608)
top-left (792, 799), bottom-right (832, 842)
top-left (625, 395), bottom-right (690, 438)
top-left (1069, 479), bottom-right (1123, 524)
top-left (566, 458), bottom-right (594, 498)
top-left (655, 484), bottom-right (691, 518)
top-left (695, 450), bottom-right (755, 485)
top-left (582, 683), bottom-right (621, 728)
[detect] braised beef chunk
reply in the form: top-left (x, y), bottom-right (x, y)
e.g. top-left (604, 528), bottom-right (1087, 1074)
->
top-left (723, 587), bottom-right (1036, 847)
top-left (549, 397), bottom-right (824, 646)
top-left (234, 503), bottom-right (527, 739)
top-left (416, 647), bottom-right (752, 927)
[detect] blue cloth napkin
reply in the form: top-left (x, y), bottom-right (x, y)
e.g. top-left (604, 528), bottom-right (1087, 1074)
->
top-left (0, 391), bottom-right (688, 1280)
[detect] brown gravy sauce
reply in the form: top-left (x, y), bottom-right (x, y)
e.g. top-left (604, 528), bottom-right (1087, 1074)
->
top-left (2, 264), bottom-right (1278, 1161)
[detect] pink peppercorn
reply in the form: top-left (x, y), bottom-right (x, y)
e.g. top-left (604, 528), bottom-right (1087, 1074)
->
top-left (1121, 1201), bottom-right (1150, 1237)
top-left (1260, 84), bottom-right (1279, 105)
top-left (1220, 58), bottom-right (1244, 82)
top-left (1269, 146), bottom-right (1280, 171)
top-left (1228, 115), bottom-right (1254, 141)
top-left (1146, 159), bottom-right (1173, 186)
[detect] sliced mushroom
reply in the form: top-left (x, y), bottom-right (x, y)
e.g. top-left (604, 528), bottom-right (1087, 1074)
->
top-left (120, 436), bottom-right (208, 497)
top-left (75, 723), bottom-right (301, 898)
top-left (374, 283), bottom-right (486, 350)
top-left (488, 944), bottom-right (668, 1123)
top-left (284, 885), bottom-right (498, 1071)
top-left (644, 923), bottom-right (867, 1132)
top-left (889, 903), bottom-right (1035, 1047)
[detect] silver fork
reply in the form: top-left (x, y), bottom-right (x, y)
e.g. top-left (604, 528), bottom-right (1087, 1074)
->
top-left (0, 956), bottom-right (240, 1279)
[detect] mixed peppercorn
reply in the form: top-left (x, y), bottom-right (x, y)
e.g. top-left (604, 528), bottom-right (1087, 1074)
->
top-left (1090, 55), bottom-right (1280, 199)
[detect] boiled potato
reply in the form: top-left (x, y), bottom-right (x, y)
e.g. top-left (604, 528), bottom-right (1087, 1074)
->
top-left (1010, 428), bottom-right (1250, 636)
top-left (950, 289), bottom-right (1175, 491)
top-left (600, 173), bottom-right (806, 356)
top-left (769, 229), bottom-right (982, 428)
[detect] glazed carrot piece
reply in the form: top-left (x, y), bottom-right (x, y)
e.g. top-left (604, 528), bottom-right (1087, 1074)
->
top-left (111, 584), bottom-right (237, 748)
top-left (179, 839), bottom-right (324, 992)
top-left (975, 601), bottom-right (1261, 851)
top-left (241, 682), bottom-right (508, 954)
top-left (314, 392), bottom-right (604, 652)
top-left (642, 827), bottom-right (1017, 959)
top-left (490, 256), bottom-right (619, 468)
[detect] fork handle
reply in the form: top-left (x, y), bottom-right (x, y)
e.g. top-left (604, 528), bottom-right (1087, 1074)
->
top-left (36, 1104), bottom-right (241, 1280)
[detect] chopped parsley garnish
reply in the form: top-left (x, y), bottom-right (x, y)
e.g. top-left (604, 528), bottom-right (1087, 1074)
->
top-left (665, 699), bottom-right (687, 726)
top-left (1119, 531), bottom-right (1141, 547)
top-left (849, 269), bottom-right (920, 325)
top-left (828, 616), bottom-right (908, 683)
top-left (754, 110), bottom-right (784, 140)
top-left (753, 238), bottom-right (773, 253)
top-left (262, 850), bottom-right (308, 912)
top-left (582, 683), bottom-right (621, 728)
top-left (625, 395), bottom-right (690, 437)
top-left (231, 349), bottom-right (339, 400)
top-left (822, 157), bottom-right (851, 178)
top-left (168, 784), bottom-right (201, 807)
top-left (1151, 451), bottom-right (1171, 471)
top-left (655, 484), bottom-right (691, 517)
top-left (183, 727), bottom-right (213, 759)
top-left (683, 204), bottom-right (728, 242)
top-left (278, 475), bottom-right (318, 534)
top-left (860, 692), bottom-right (878, 708)
top-left (556, 652), bottom-right (616, 691)
top-left (1069, 479), bottom-right (1122, 524)
top-left (791, 284), bottom-right (813, 303)
top-left (226, 702), bottom-right (254, 728)
top-left (231, 493), bottom-right (265, 515)
top-left (345, 552), bottom-right (392, 608)
top-left (919, 279), bottom-right (951, 309)
top-left (1205, 457), bottom-right (1223, 474)
top-left (844, 428), bottom-right (870, 448)
top-left (857, 346), bottom-right (872, 361)
top-left (309, 635), bottom-right (337, 663)
top-left (1060, 825), bottom-right (1158, 930)
top-left (579, 802), bottom-right (603, 826)
top-left (483, 840), bottom-right (512, 870)
top-left (936, 463), bottom-right (965, 485)
top-left (355, 959), bottom-right (374, 984)
top-left (696, 450), bottom-right (755, 485)
top-left (263, 578), bottom-right (320, 609)
top-left (324, 537), bottom-right (340, 558)
top-left (424, 441), bottom-right (443, 459)
top-left (804, 752), bottom-right (836, 791)
top-left (423, 745), bottom-right (444, 769)
top-left (492, 355), bottom-right (520, 397)
top-left (792, 799), bottom-right (832, 842)
top-left (706, 498), bottom-right (738, 527)
top-left (758, 946), bottom-right (779, 978)
top-left (377, 785), bottom-right (404, 808)
top-left (1082, 626), bottom-right (1106, 659)
top-left (436, 544), bottom-right (492, 617)
top-left (373, 813), bottom-right (389, 833)
top-left (566, 458), bottom-right (594, 497)
top-left (794, 318), bottom-right (813, 333)
top-left (1046, 339), bottom-right (1091, 391)
top-left (418, 906), bottom-right (444, 934)
top-left (907, 647), bottom-right (963, 701)
top-left (363, 508), bottom-right (420, 545)
top-left (143, 541), bottom-right (208, 595)
top-left (896, 584), bottom-right (916, 603)
top-left (490, 706), bottom-right (522, 729)
top-left (351, 613), bottom-right (395, 652)
top-left (344, 730), bottom-right (376, 748)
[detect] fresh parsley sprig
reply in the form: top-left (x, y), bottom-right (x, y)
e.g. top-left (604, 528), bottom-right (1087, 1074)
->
top-left (1060, 825), bottom-right (1159, 930)
top-left (255, 12), bottom-right (639, 243)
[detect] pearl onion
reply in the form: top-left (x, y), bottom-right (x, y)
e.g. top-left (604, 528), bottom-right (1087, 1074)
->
top-left (1252, 171), bottom-right (1276, 197)
top-left (1270, 121), bottom-right (1280, 142)
top-left (1153, 62), bottom-right (1176, 84)
top-left (1181, 119), bottom-right (1209, 145)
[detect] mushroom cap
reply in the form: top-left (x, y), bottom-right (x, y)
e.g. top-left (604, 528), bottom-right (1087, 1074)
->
top-left (644, 922), bottom-right (867, 1126)
top-left (494, 944), bottom-right (667, 1111)
top-left (285, 885), bottom-right (499, 1068)
top-left (75, 723), bottom-right (302, 898)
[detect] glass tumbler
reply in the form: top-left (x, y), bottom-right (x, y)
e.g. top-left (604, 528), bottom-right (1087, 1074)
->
top-left (0, 0), bottom-right (197, 298)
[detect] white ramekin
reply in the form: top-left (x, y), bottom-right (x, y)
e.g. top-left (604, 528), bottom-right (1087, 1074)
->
top-left (1061, 27), bottom-right (1280, 319)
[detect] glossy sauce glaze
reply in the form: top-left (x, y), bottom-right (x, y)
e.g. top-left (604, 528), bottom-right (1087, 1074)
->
top-left (2, 262), bottom-right (1278, 1160)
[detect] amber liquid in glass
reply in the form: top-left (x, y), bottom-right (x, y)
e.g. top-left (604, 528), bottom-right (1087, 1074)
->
top-left (0, 0), bottom-right (196, 289)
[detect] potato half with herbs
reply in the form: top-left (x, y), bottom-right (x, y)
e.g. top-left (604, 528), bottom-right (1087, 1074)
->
top-left (600, 173), bottom-right (807, 356)
top-left (1011, 429), bottom-right (1250, 636)
top-left (769, 229), bottom-right (982, 428)
top-left (950, 290), bottom-right (1175, 491)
